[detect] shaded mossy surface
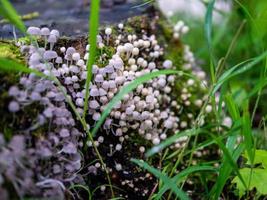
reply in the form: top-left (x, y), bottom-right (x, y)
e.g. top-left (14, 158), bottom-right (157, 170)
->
top-left (0, 12), bottom-right (212, 199)
top-left (0, 41), bottom-right (22, 139)
top-left (0, 40), bottom-right (25, 63)
top-left (0, 41), bottom-right (44, 141)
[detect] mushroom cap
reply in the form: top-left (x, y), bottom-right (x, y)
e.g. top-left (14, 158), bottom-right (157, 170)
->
top-left (104, 65), bottom-right (114, 73)
top-left (92, 65), bottom-right (99, 74)
top-left (90, 88), bottom-right (99, 97)
top-left (72, 53), bottom-right (81, 61)
top-left (8, 101), bottom-right (20, 113)
top-left (99, 88), bottom-right (107, 96)
top-left (97, 35), bottom-right (103, 43)
top-left (77, 59), bottom-right (85, 67)
top-left (27, 26), bottom-right (41, 36)
top-left (59, 128), bottom-right (70, 138)
top-left (89, 100), bottom-right (100, 109)
top-left (43, 50), bottom-right (58, 60)
top-left (66, 47), bottom-right (76, 56)
top-left (113, 59), bottom-right (123, 69)
top-left (95, 74), bottom-right (104, 83)
top-left (109, 80), bottom-right (116, 89)
top-left (118, 23), bottom-right (124, 29)
top-left (8, 86), bottom-right (20, 97)
top-left (60, 47), bottom-right (66, 53)
top-left (124, 43), bottom-right (134, 52)
top-left (50, 29), bottom-right (60, 38)
top-left (105, 27), bottom-right (112, 35)
top-left (69, 65), bottom-right (79, 73)
top-left (163, 60), bottom-right (173, 69)
top-left (62, 142), bottom-right (77, 154)
top-left (93, 112), bottom-right (101, 121)
top-left (55, 57), bottom-right (63, 64)
top-left (102, 81), bottom-right (109, 90)
top-left (48, 34), bottom-right (57, 43)
top-left (41, 27), bottom-right (50, 36)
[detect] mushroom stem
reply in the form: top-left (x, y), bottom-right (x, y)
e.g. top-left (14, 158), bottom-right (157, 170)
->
top-left (12, 26), bottom-right (17, 43)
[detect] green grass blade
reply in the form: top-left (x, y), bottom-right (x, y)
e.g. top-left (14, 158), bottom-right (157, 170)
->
top-left (225, 121), bottom-right (242, 152)
top-left (182, 123), bottom-right (242, 159)
top-left (205, 0), bottom-right (215, 57)
top-left (209, 144), bottom-right (245, 199)
top-left (246, 77), bottom-right (267, 98)
top-left (83, 0), bottom-right (100, 119)
top-left (204, 0), bottom-right (216, 83)
top-left (215, 20), bottom-right (246, 78)
top-left (242, 102), bottom-right (255, 164)
top-left (131, 0), bottom-right (155, 9)
top-left (69, 184), bottom-right (92, 200)
top-left (234, 0), bottom-right (258, 36)
top-left (156, 165), bottom-right (215, 199)
top-left (224, 94), bottom-right (240, 121)
top-left (215, 59), bottom-right (252, 87)
top-left (0, 0), bottom-right (26, 33)
top-left (90, 70), bottom-right (195, 137)
top-left (131, 159), bottom-right (190, 200)
top-left (0, 58), bottom-right (46, 78)
top-left (212, 51), bottom-right (267, 95)
top-left (209, 133), bottom-right (247, 194)
top-left (145, 128), bottom-right (201, 157)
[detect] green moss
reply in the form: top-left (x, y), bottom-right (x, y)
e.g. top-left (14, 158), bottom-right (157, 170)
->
top-left (126, 15), bottom-right (151, 34)
top-left (0, 82), bottom-right (45, 140)
top-left (156, 17), bottom-right (184, 69)
top-left (0, 40), bottom-right (25, 63)
top-left (0, 40), bottom-right (42, 140)
top-left (18, 37), bottom-right (31, 45)
top-left (128, 132), bottom-right (152, 148)
top-left (0, 73), bottom-right (19, 139)
top-left (95, 46), bottom-right (116, 67)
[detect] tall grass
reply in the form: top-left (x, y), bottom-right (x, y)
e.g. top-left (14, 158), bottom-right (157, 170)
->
top-left (0, 0), bottom-right (26, 33)
top-left (134, 0), bottom-right (267, 199)
top-left (131, 159), bottom-right (190, 200)
top-left (83, 0), bottom-right (100, 119)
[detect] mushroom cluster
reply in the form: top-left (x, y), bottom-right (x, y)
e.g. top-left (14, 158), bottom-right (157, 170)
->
top-left (85, 26), bottom-right (182, 147)
top-left (172, 20), bottom-right (190, 40)
top-left (2, 27), bottom-right (84, 199)
top-left (1, 18), bottom-right (210, 199)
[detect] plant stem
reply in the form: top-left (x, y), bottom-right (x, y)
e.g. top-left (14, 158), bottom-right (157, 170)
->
top-left (83, 0), bottom-right (100, 119)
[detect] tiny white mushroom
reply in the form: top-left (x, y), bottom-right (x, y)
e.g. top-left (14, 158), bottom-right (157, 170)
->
top-left (90, 88), bottom-right (99, 97)
top-left (43, 50), bottom-right (58, 60)
top-left (105, 27), bottom-right (112, 35)
top-left (152, 138), bottom-right (160, 145)
top-left (72, 52), bottom-right (81, 61)
top-left (115, 163), bottom-right (122, 171)
top-left (139, 146), bottom-right (145, 153)
top-left (205, 105), bottom-right (212, 113)
top-left (132, 47), bottom-right (139, 56)
top-left (8, 101), bottom-right (20, 113)
top-left (93, 112), bottom-right (101, 121)
top-left (95, 74), bottom-right (104, 83)
top-left (89, 100), bottom-right (100, 109)
top-left (115, 144), bottom-right (122, 151)
top-left (40, 27), bottom-right (50, 36)
top-left (118, 23), bottom-right (124, 29)
top-left (27, 26), bottom-right (41, 36)
top-left (163, 60), bottom-right (173, 69)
